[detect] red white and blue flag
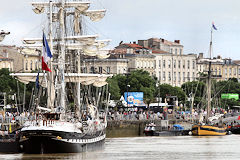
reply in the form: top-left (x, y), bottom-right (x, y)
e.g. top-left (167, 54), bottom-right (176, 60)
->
top-left (212, 22), bottom-right (217, 30)
top-left (42, 32), bottom-right (52, 72)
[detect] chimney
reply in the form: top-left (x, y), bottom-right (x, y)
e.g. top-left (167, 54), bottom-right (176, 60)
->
top-left (161, 39), bottom-right (165, 43)
top-left (133, 41), bottom-right (136, 44)
top-left (174, 40), bottom-right (180, 44)
top-left (198, 53), bottom-right (204, 59)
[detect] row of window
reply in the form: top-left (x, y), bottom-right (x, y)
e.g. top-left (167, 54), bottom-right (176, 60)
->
top-left (82, 66), bottom-right (111, 74)
top-left (208, 68), bottom-right (240, 76)
top-left (159, 60), bottom-right (195, 69)
top-left (159, 71), bottom-right (195, 82)
top-left (25, 60), bottom-right (38, 71)
top-left (136, 61), bottom-right (154, 68)
top-left (170, 48), bottom-right (182, 55)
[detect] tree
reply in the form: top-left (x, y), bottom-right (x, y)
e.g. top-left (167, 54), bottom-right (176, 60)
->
top-left (107, 76), bottom-right (121, 100)
top-left (158, 84), bottom-right (186, 104)
top-left (107, 69), bottom-right (156, 106)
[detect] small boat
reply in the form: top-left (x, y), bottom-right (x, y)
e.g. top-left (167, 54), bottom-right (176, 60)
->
top-left (192, 124), bottom-right (226, 136)
top-left (143, 123), bottom-right (156, 136)
top-left (144, 123), bottom-right (190, 136)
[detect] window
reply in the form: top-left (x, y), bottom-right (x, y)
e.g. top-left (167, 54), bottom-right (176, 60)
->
top-left (219, 69), bottom-right (221, 75)
top-left (174, 60), bottom-right (176, 68)
top-left (175, 48), bottom-right (177, 55)
top-left (183, 72), bottom-right (185, 82)
top-left (234, 68), bottom-right (237, 75)
top-left (215, 69), bottom-right (217, 75)
top-left (170, 49), bottom-right (173, 53)
top-left (225, 68), bottom-right (227, 75)
top-left (168, 72), bottom-right (171, 81)
top-left (90, 66), bottom-right (94, 73)
top-left (229, 68), bottom-right (232, 76)
top-left (239, 68), bottom-right (240, 75)
top-left (178, 72), bottom-right (181, 82)
top-left (178, 60), bottom-right (181, 68)
top-left (193, 72), bottom-right (195, 80)
top-left (163, 60), bottom-right (165, 68)
top-left (183, 60), bottom-right (185, 69)
top-left (168, 60), bottom-right (171, 68)
top-left (30, 60), bottom-right (33, 70)
top-left (25, 60), bottom-right (28, 70)
top-left (163, 71), bottom-right (165, 81)
top-left (159, 60), bottom-right (161, 68)
top-left (99, 67), bottom-right (102, 73)
top-left (187, 72), bottom-right (190, 81)
top-left (35, 60), bottom-right (38, 70)
top-left (192, 61), bottom-right (195, 69)
top-left (174, 72), bottom-right (176, 81)
top-left (82, 67), bottom-right (87, 73)
top-left (179, 49), bottom-right (182, 55)
top-left (107, 67), bottom-right (110, 73)
top-left (187, 60), bottom-right (190, 69)
top-left (159, 71), bottom-right (161, 80)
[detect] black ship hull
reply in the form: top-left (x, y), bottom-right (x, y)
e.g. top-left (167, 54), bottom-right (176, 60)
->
top-left (20, 130), bottom-right (105, 154)
top-left (0, 140), bottom-right (20, 153)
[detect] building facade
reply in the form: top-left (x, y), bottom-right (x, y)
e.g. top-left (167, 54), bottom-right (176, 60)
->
top-left (197, 54), bottom-right (240, 81)
top-left (82, 38), bottom-right (198, 87)
top-left (0, 55), bottom-right (13, 71)
top-left (0, 45), bottom-right (40, 73)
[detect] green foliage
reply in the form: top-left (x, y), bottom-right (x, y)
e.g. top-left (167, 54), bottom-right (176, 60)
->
top-left (181, 81), bottom-right (206, 107)
top-left (107, 69), bottom-right (156, 104)
top-left (107, 77), bottom-right (121, 100)
top-left (158, 84), bottom-right (186, 103)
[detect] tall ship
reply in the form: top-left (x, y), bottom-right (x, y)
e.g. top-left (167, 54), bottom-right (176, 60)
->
top-left (192, 23), bottom-right (227, 136)
top-left (11, 0), bottom-right (111, 153)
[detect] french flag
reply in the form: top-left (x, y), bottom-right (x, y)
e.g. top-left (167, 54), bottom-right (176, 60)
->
top-left (42, 32), bottom-right (52, 72)
top-left (212, 22), bottom-right (217, 30)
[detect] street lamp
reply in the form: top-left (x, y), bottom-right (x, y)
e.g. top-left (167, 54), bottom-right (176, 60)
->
top-left (156, 82), bottom-right (160, 108)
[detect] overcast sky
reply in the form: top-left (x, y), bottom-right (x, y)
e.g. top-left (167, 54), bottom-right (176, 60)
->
top-left (1, 0), bottom-right (240, 60)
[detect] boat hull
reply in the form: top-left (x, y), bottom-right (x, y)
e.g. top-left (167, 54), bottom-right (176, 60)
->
top-left (229, 126), bottom-right (240, 134)
top-left (0, 140), bottom-right (20, 153)
top-left (192, 125), bottom-right (226, 136)
top-left (20, 130), bottom-right (105, 154)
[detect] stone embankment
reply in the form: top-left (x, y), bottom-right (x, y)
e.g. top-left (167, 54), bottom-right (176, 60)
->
top-left (106, 119), bottom-right (193, 138)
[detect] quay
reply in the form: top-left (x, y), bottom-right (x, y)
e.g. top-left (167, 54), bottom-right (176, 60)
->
top-left (106, 119), bottom-right (192, 138)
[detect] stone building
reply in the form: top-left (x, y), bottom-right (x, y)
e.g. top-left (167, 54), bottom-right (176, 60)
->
top-left (82, 38), bottom-right (198, 87)
top-left (0, 45), bottom-right (40, 72)
top-left (0, 45), bottom-right (23, 72)
top-left (82, 54), bottom-right (128, 74)
top-left (0, 55), bottom-right (13, 71)
top-left (197, 54), bottom-right (240, 81)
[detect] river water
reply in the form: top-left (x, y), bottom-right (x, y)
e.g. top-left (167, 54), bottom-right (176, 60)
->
top-left (1, 135), bottom-right (240, 160)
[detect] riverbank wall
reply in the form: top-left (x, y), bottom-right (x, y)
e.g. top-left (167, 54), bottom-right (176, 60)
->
top-left (106, 119), bottom-right (192, 138)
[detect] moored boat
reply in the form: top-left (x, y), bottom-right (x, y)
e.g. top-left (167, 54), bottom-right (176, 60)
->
top-left (192, 124), bottom-right (226, 136)
top-left (192, 23), bottom-right (227, 136)
top-left (11, 0), bottom-right (111, 154)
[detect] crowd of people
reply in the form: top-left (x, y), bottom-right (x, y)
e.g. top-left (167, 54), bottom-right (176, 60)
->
top-left (106, 108), bottom-right (240, 121)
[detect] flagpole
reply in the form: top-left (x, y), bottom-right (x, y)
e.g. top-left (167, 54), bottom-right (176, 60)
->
top-left (210, 26), bottom-right (213, 59)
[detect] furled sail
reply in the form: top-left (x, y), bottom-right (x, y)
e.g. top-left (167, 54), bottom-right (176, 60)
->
top-left (10, 73), bottom-right (111, 87)
top-left (32, 1), bottom-right (91, 9)
top-left (84, 10), bottom-right (106, 22)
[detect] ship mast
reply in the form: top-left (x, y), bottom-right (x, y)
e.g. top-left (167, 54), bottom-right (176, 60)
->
top-left (206, 27), bottom-right (213, 121)
top-left (59, 0), bottom-right (66, 112)
top-left (47, 0), bottom-right (55, 111)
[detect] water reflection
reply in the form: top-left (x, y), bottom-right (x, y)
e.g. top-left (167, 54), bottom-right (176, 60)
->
top-left (1, 135), bottom-right (240, 160)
